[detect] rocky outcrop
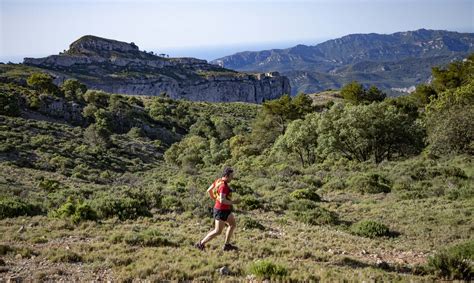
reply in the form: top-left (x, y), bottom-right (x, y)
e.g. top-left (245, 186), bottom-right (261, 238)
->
top-left (38, 97), bottom-right (85, 125)
top-left (23, 35), bottom-right (290, 103)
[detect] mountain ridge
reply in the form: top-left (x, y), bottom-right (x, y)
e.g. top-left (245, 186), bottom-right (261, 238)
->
top-left (212, 29), bottom-right (474, 94)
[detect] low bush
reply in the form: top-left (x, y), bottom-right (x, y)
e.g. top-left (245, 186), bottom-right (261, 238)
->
top-left (0, 244), bottom-right (13, 255)
top-left (241, 216), bottom-right (265, 230)
top-left (231, 181), bottom-right (254, 195)
top-left (92, 194), bottom-right (152, 220)
top-left (290, 189), bottom-right (321, 202)
top-left (38, 179), bottom-right (62, 192)
top-left (0, 92), bottom-right (21, 117)
top-left (350, 220), bottom-right (390, 238)
top-left (0, 196), bottom-right (43, 219)
top-left (291, 207), bottom-right (338, 225)
top-left (321, 179), bottom-right (346, 191)
top-left (427, 240), bottom-right (473, 280)
top-left (248, 260), bottom-right (288, 279)
top-left (112, 229), bottom-right (176, 247)
top-left (31, 134), bottom-right (54, 147)
top-left (301, 175), bottom-right (323, 188)
top-left (348, 173), bottom-right (391, 194)
top-left (238, 195), bottom-right (263, 211)
top-left (392, 159), bottom-right (467, 182)
top-left (446, 185), bottom-right (474, 200)
top-left (288, 199), bottom-right (318, 212)
top-left (47, 249), bottom-right (83, 263)
top-left (161, 195), bottom-right (183, 213)
top-left (52, 198), bottom-right (97, 223)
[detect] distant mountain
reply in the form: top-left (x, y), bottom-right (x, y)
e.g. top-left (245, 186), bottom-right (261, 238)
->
top-left (212, 29), bottom-right (474, 95)
top-left (22, 35), bottom-right (290, 103)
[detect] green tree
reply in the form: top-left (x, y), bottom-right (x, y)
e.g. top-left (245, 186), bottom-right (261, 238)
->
top-left (189, 116), bottom-right (217, 139)
top-left (229, 134), bottom-right (258, 160)
top-left (341, 81), bottom-right (365, 103)
top-left (164, 135), bottom-right (209, 170)
top-left (61, 79), bottom-right (87, 101)
top-left (83, 123), bottom-right (111, 149)
top-left (291, 92), bottom-right (315, 117)
top-left (318, 102), bottom-right (424, 163)
top-left (432, 53), bottom-right (474, 92)
top-left (250, 93), bottom-right (314, 154)
top-left (261, 94), bottom-right (293, 134)
top-left (412, 84), bottom-right (438, 105)
top-left (365, 85), bottom-right (386, 102)
top-left (273, 113), bottom-right (320, 167)
top-left (214, 118), bottom-right (234, 141)
top-left (341, 82), bottom-right (386, 104)
top-left (83, 90), bottom-right (109, 108)
top-left (425, 79), bottom-right (474, 155)
top-left (27, 73), bottom-right (59, 95)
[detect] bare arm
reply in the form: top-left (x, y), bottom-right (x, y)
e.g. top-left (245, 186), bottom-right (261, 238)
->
top-left (207, 185), bottom-right (216, 200)
top-left (218, 193), bottom-right (240, 205)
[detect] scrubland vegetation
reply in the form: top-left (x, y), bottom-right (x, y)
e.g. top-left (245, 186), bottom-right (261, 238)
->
top-left (0, 55), bottom-right (472, 281)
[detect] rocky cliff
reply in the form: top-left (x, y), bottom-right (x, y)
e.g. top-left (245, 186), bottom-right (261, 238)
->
top-left (23, 35), bottom-right (290, 103)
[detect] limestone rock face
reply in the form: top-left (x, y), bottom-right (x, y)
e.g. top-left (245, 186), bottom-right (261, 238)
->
top-left (38, 97), bottom-right (85, 125)
top-left (23, 35), bottom-right (290, 103)
top-left (68, 35), bottom-right (139, 55)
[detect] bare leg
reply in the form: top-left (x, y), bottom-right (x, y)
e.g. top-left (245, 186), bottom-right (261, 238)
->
top-left (224, 213), bottom-right (236, 244)
top-left (201, 219), bottom-right (225, 245)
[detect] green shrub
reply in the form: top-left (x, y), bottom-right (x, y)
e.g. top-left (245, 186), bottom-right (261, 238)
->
top-left (61, 79), bottom-right (87, 100)
top-left (0, 244), bottom-right (13, 255)
top-left (83, 123), bottom-right (111, 149)
top-left (241, 216), bottom-right (265, 230)
top-left (38, 179), bottom-right (62, 192)
top-left (350, 220), bottom-right (390, 238)
top-left (1, 245), bottom-right (37, 258)
top-left (322, 179), bottom-right (346, 191)
top-left (301, 175), bottom-right (323, 188)
top-left (161, 195), bottom-right (183, 213)
top-left (291, 207), bottom-right (339, 225)
top-left (238, 195), bottom-right (263, 211)
top-left (71, 203), bottom-right (97, 223)
top-left (116, 229), bottom-right (175, 247)
top-left (231, 181), bottom-right (254, 195)
top-left (427, 240), bottom-right (473, 280)
top-left (288, 199), bottom-right (318, 212)
top-left (71, 164), bottom-right (90, 180)
top-left (52, 198), bottom-right (97, 223)
top-left (47, 249), bottom-right (83, 263)
top-left (0, 92), bottom-right (21, 117)
top-left (93, 195), bottom-right (152, 220)
top-left (31, 134), bottom-right (54, 147)
top-left (127, 127), bottom-right (144, 139)
top-left (290, 189), bottom-right (321, 202)
top-left (0, 197), bottom-right (43, 219)
top-left (398, 160), bottom-right (467, 181)
top-left (348, 173), bottom-right (391, 194)
top-left (248, 260), bottom-right (288, 279)
top-left (54, 200), bottom-right (75, 218)
top-left (27, 72), bottom-right (59, 94)
top-left (446, 185), bottom-right (474, 200)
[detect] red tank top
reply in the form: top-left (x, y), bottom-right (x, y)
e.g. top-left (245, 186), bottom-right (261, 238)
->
top-left (214, 181), bottom-right (232, 210)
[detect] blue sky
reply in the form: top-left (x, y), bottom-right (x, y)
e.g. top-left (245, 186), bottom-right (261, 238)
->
top-left (1, 0), bottom-right (473, 62)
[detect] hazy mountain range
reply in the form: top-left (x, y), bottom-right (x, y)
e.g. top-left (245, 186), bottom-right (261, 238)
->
top-left (212, 29), bottom-right (474, 95)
